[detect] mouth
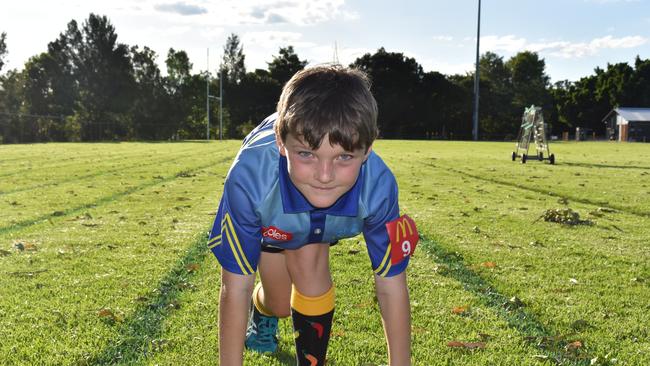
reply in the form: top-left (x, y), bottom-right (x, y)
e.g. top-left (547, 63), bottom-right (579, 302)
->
top-left (311, 185), bottom-right (336, 191)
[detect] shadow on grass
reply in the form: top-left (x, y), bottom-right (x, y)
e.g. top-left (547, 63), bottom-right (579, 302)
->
top-left (560, 161), bottom-right (650, 170)
top-left (447, 166), bottom-right (650, 218)
top-left (420, 236), bottom-right (592, 365)
top-left (79, 233), bottom-right (209, 365)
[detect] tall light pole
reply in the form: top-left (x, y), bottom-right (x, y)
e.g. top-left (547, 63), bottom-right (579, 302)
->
top-left (472, 0), bottom-right (481, 141)
top-left (219, 69), bottom-right (223, 141)
top-left (206, 48), bottom-right (223, 141)
top-left (206, 48), bottom-right (210, 140)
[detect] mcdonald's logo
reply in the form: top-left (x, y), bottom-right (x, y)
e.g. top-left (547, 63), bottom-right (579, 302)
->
top-left (395, 217), bottom-right (414, 243)
top-left (386, 215), bottom-right (419, 265)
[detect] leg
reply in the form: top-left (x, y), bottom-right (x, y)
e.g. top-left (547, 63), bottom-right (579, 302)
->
top-left (284, 243), bottom-right (334, 366)
top-left (245, 250), bottom-right (292, 353)
top-left (257, 251), bottom-right (292, 318)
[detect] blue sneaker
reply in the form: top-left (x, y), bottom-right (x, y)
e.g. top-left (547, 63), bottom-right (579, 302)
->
top-left (245, 303), bottom-right (279, 353)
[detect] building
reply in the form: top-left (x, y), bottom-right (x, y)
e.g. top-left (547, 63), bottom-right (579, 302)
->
top-left (602, 107), bottom-right (650, 142)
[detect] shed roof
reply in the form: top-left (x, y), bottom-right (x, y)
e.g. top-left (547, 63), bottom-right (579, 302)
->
top-left (604, 107), bottom-right (650, 122)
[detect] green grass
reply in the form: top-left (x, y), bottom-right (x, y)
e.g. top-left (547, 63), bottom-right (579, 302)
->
top-left (1, 140), bottom-right (649, 365)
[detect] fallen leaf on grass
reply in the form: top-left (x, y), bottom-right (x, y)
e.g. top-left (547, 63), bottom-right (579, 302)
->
top-left (565, 340), bottom-right (583, 351)
top-left (13, 241), bottom-right (37, 251)
top-left (447, 341), bottom-right (486, 349)
top-left (97, 308), bottom-right (123, 323)
top-left (451, 305), bottom-right (470, 315)
top-left (186, 263), bottom-right (200, 273)
top-left (481, 261), bottom-right (497, 268)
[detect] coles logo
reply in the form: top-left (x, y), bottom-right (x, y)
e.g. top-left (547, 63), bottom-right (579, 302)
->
top-left (262, 226), bottom-right (293, 241)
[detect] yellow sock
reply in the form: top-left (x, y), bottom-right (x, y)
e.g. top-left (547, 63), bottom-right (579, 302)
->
top-left (253, 282), bottom-right (274, 317)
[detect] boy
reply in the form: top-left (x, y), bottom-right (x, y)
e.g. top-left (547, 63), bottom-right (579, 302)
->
top-left (208, 65), bottom-right (418, 365)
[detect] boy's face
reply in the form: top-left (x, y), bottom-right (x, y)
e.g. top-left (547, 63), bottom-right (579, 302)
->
top-left (277, 132), bottom-right (371, 209)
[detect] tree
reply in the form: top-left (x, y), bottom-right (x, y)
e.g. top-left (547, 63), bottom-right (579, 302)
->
top-left (164, 48), bottom-right (194, 137)
top-left (131, 46), bottom-right (174, 139)
top-left (632, 56), bottom-right (650, 107)
top-left (224, 71), bottom-right (281, 138)
top-left (596, 62), bottom-right (635, 108)
top-left (220, 33), bottom-right (246, 85)
top-left (0, 32), bottom-right (7, 73)
top-left (267, 46), bottom-right (307, 86)
top-left (0, 70), bottom-right (26, 143)
top-left (506, 51), bottom-right (550, 108)
top-left (165, 48), bottom-right (192, 93)
top-left (46, 20), bottom-right (81, 120)
top-left (505, 51), bottom-right (552, 133)
top-left (420, 71), bottom-right (471, 139)
top-left (352, 48), bottom-right (425, 138)
top-left (477, 52), bottom-right (515, 138)
top-left (74, 14), bottom-right (135, 140)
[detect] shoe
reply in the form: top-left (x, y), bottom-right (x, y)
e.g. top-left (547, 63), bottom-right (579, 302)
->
top-left (245, 302), bottom-right (279, 353)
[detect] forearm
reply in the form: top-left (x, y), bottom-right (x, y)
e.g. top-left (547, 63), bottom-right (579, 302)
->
top-left (219, 268), bottom-right (255, 366)
top-left (374, 272), bottom-right (411, 366)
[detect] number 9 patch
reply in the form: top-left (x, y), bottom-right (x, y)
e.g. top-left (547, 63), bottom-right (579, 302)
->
top-left (385, 215), bottom-right (419, 265)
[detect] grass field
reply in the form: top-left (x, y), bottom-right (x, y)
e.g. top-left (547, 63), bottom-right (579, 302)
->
top-left (1, 140), bottom-right (649, 365)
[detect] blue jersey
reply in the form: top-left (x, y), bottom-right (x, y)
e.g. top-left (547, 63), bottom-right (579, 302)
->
top-left (208, 114), bottom-right (410, 277)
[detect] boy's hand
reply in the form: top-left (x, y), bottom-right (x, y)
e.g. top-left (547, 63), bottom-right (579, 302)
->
top-left (219, 268), bottom-right (255, 366)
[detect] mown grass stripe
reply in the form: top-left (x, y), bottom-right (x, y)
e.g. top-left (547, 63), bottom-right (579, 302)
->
top-left (80, 230), bottom-right (210, 365)
top-left (0, 145), bottom-right (199, 179)
top-left (0, 146), bottom-right (211, 196)
top-left (560, 161), bottom-right (650, 171)
top-left (446, 166), bottom-right (650, 218)
top-left (0, 157), bottom-right (231, 236)
top-left (420, 236), bottom-right (592, 365)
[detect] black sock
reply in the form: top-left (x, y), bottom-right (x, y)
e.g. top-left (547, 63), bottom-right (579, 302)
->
top-left (292, 307), bottom-right (334, 366)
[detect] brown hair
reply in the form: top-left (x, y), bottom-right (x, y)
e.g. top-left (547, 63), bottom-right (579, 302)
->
top-left (275, 64), bottom-right (378, 152)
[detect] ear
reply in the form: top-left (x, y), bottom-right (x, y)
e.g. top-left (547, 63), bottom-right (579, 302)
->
top-left (275, 130), bottom-right (287, 157)
top-left (363, 145), bottom-right (373, 161)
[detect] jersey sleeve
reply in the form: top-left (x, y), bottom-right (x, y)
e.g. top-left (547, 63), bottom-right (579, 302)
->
top-left (362, 170), bottom-right (410, 277)
top-left (207, 170), bottom-right (262, 276)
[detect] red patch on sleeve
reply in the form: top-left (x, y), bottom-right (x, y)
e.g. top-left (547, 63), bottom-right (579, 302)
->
top-left (386, 215), bottom-right (419, 265)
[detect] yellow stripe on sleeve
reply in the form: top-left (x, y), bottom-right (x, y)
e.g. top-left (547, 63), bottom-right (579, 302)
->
top-left (222, 213), bottom-right (254, 275)
top-left (374, 245), bottom-right (392, 277)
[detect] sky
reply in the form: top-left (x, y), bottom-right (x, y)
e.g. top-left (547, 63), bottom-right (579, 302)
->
top-left (1, 0), bottom-right (650, 83)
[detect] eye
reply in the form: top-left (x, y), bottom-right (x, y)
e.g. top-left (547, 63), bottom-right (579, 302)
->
top-left (338, 154), bottom-right (354, 161)
top-left (297, 151), bottom-right (313, 158)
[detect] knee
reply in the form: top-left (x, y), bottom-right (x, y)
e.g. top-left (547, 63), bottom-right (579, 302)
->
top-left (287, 244), bottom-right (330, 278)
top-left (266, 300), bottom-right (291, 318)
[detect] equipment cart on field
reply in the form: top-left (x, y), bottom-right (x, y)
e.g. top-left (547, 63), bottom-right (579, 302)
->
top-left (512, 105), bottom-right (555, 164)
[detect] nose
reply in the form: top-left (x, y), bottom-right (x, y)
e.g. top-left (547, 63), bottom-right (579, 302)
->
top-left (315, 160), bottom-right (335, 184)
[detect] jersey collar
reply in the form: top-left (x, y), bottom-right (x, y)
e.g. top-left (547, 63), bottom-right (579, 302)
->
top-left (278, 155), bottom-right (362, 216)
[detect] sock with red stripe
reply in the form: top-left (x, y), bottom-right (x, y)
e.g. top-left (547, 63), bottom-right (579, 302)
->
top-left (291, 285), bottom-right (335, 366)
